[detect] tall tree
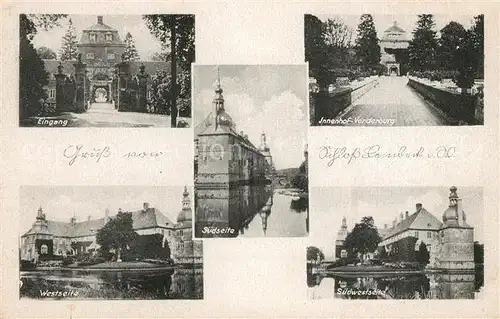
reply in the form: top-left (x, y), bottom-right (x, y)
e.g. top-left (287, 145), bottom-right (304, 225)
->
top-left (96, 211), bottom-right (138, 262)
top-left (344, 216), bottom-right (381, 257)
top-left (59, 18), bottom-right (78, 61)
top-left (469, 14), bottom-right (484, 79)
top-left (122, 32), bottom-right (140, 61)
top-left (408, 14), bottom-right (438, 71)
top-left (36, 46), bottom-right (57, 59)
top-left (19, 14), bottom-right (66, 121)
top-left (143, 15), bottom-right (195, 127)
top-left (324, 18), bottom-right (354, 69)
top-left (437, 21), bottom-right (467, 71)
top-left (354, 14), bottom-right (381, 71)
top-left (304, 14), bottom-right (330, 88)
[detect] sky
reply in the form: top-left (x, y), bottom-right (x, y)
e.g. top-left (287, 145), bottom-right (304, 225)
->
top-left (19, 186), bottom-right (189, 235)
top-left (315, 14), bottom-right (477, 43)
top-left (193, 65), bottom-right (308, 170)
top-left (32, 15), bottom-right (163, 60)
top-left (309, 186), bottom-right (483, 260)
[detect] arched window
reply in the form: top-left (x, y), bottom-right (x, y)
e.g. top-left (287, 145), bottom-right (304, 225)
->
top-left (40, 245), bottom-right (48, 255)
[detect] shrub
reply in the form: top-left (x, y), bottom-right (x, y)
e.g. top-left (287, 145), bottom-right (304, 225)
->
top-left (62, 256), bottom-right (75, 266)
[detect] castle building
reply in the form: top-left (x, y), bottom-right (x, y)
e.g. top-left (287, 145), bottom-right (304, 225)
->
top-left (194, 70), bottom-right (272, 186)
top-left (377, 187), bottom-right (475, 270)
top-left (379, 21), bottom-right (410, 76)
top-left (20, 187), bottom-right (202, 264)
top-left (41, 16), bottom-right (169, 107)
top-left (335, 217), bottom-right (348, 259)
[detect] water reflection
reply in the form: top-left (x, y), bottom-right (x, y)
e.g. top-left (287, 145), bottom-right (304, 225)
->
top-left (307, 269), bottom-right (483, 299)
top-left (195, 185), bottom-right (308, 238)
top-left (20, 267), bottom-right (203, 300)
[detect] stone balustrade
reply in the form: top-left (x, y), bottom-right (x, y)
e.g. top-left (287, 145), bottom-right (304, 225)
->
top-left (408, 77), bottom-right (483, 125)
top-left (310, 76), bottom-right (379, 126)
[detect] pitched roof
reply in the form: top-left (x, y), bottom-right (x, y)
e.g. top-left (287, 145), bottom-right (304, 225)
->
top-left (385, 24), bottom-right (406, 34)
top-left (24, 207), bottom-right (174, 238)
top-left (84, 22), bottom-right (117, 32)
top-left (382, 207), bottom-right (442, 240)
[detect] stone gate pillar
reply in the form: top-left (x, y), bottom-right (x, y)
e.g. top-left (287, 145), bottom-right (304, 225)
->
top-left (54, 63), bottom-right (68, 112)
top-left (136, 64), bottom-right (149, 112)
top-left (116, 61), bottom-right (132, 112)
top-left (73, 55), bottom-right (87, 113)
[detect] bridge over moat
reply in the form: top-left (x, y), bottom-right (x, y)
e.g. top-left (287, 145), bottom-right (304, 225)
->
top-left (337, 76), bottom-right (449, 126)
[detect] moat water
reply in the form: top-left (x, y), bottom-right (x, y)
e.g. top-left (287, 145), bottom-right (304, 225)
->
top-left (307, 267), bottom-right (484, 299)
top-left (20, 267), bottom-right (203, 300)
top-left (195, 186), bottom-right (309, 238)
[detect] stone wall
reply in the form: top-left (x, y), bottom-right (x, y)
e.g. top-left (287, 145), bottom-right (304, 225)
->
top-left (310, 77), bottom-right (379, 126)
top-left (408, 78), bottom-right (483, 125)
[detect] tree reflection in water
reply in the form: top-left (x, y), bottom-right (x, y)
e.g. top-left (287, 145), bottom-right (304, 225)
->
top-left (307, 269), bottom-right (483, 300)
top-left (20, 267), bottom-right (203, 300)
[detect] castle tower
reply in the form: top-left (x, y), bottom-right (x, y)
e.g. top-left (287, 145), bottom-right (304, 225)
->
top-left (436, 186), bottom-right (475, 270)
top-left (379, 21), bottom-right (410, 75)
top-left (258, 132), bottom-right (273, 175)
top-left (335, 217), bottom-right (348, 259)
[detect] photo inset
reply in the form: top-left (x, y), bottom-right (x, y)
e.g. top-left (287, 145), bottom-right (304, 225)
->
top-left (307, 186), bottom-right (484, 299)
top-left (305, 14), bottom-right (484, 126)
top-left (19, 186), bottom-right (203, 300)
top-left (19, 14), bottom-right (194, 127)
top-left (193, 65), bottom-right (309, 238)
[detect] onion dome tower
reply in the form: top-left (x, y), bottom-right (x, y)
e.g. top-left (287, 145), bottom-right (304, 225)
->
top-left (335, 217), bottom-right (348, 259)
top-left (442, 186), bottom-right (469, 227)
top-left (436, 186), bottom-right (474, 270)
top-left (212, 67), bottom-right (235, 132)
top-left (177, 186), bottom-right (193, 224)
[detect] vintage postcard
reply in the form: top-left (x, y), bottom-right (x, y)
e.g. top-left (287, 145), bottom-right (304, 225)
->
top-left (193, 65), bottom-right (309, 238)
top-left (306, 14), bottom-right (484, 126)
top-left (19, 14), bottom-right (194, 128)
top-left (19, 186), bottom-right (203, 300)
top-left (307, 186), bottom-right (483, 300)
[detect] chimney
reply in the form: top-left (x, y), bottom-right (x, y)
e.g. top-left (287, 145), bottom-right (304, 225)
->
top-left (143, 202), bottom-right (150, 211)
top-left (244, 134), bottom-right (248, 140)
top-left (416, 203), bottom-right (422, 212)
top-left (97, 16), bottom-right (103, 24)
top-left (70, 217), bottom-right (76, 226)
top-left (118, 208), bottom-right (123, 213)
top-left (392, 219), bottom-right (396, 228)
top-left (399, 212), bottom-right (404, 221)
top-left (384, 224), bottom-right (388, 229)
top-left (240, 131), bottom-right (244, 136)
top-left (405, 211), bottom-right (409, 218)
top-left (87, 215), bottom-right (91, 222)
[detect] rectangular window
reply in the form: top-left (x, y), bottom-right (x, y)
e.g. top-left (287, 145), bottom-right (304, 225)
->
top-left (107, 53), bottom-right (114, 60)
top-left (427, 231), bottom-right (432, 239)
top-left (86, 52), bottom-right (94, 60)
top-left (414, 231), bottom-right (419, 238)
top-left (49, 89), bottom-right (55, 99)
top-left (90, 33), bottom-right (97, 41)
top-left (105, 34), bottom-right (113, 41)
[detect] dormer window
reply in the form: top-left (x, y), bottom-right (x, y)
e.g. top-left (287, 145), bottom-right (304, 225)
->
top-left (105, 33), bottom-right (113, 41)
top-left (89, 33), bottom-right (97, 42)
